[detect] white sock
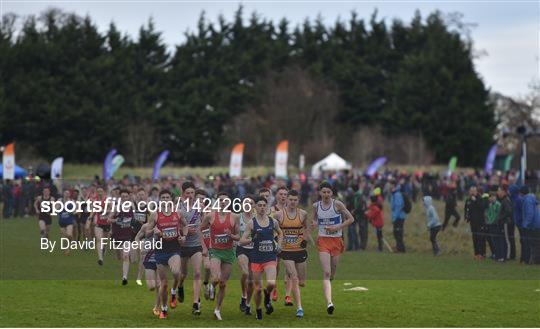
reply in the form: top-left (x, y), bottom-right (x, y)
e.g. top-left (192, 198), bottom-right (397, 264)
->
top-left (171, 288), bottom-right (176, 295)
top-left (162, 305), bottom-right (167, 312)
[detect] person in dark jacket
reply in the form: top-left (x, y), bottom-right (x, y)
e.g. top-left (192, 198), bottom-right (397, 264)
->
top-left (522, 187), bottom-right (540, 264)
top-left (390, 181), bottom-right (407, 253)
top-left (486, 191), bottom-right (503, 261)
top-left (464, 186), bottom-right (486, 259)
top-left (442, 184), bottom-right (461, 230)
top-left (496, 186), bottom-right (514, 260)
top-left (510, 184), bottom-right (529, 263)
top-left (354, 187), bottom-right (369, 250)
top-left (346, 186), bottom-right (360, 251)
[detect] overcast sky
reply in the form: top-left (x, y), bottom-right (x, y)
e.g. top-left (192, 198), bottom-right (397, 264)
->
top-left (2, 0), bottom-right (539, 98)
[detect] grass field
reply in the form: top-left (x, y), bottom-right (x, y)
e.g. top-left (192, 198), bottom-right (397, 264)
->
top-left (1, 196), bottom-right (539, 327)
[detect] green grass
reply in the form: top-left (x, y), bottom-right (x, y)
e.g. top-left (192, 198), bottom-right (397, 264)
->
top-left (1, 210), bottom-right (539, 327)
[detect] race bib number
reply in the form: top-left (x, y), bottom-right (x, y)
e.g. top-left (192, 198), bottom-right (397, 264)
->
top-left (202, 229), bottom-right (210, 239)
top-left (118, 217), bottom-right (131, 228)
top-left (134, 213), bottom-right (146, 223)
top-left (214, 233), bottom-right (229, 244)
top-left (319, 216), bottom-right (341, 236)
top-left (284, 234), bottom-right (299, 245)
top-left (258, 240), bottom-right (274, 252)
top-left (162, 227), bottom-right (178, 239)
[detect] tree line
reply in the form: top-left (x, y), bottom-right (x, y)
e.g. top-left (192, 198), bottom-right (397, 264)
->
top-left (0, 7), bottom-right (494, 166)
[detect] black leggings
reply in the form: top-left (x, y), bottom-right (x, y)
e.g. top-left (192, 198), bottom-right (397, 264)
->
top-left (393, 219), bottom-right (406, 252)
top-left (429, 226), bottom-right (441, 254)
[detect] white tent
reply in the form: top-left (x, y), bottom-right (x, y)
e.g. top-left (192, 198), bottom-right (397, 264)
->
top-left (311, 152), bottom-right (352, 177)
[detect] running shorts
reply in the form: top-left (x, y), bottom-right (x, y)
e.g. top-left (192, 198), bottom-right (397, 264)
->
top-left (143, 261), bottom-right (157, 271)
top-left (317, 236), bottom-right (344, 256)
top-left (280, 250), bottom-right (308, 263)
top-left (235, 246), bottom-right (252, 259)
top-left (209, 248), bottom-right (236, 264)
top-left (155, 252), bottom-right (180, 265)
top-left (250, 260), bottom-right (277, 273)
top-left (180, 246), bottom-right (203, 258)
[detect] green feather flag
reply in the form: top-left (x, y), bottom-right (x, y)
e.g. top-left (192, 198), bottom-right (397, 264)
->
top-left (503, 154), bottom-right (513, 171)
top-left (111, 155), bottom-right (124, 176)
top-left (447, 156), bottom-right (458, 175)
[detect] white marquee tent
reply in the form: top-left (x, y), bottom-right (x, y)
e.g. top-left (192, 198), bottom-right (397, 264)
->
top-left (311, 152), bottom-right (352, 177)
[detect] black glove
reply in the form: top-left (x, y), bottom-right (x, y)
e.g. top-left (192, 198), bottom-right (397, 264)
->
top-left (300, 240), bottom-right (307, 249)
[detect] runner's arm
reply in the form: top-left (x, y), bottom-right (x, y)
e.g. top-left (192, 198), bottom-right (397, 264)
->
top-left (134, 223), bottom-right (148, 242)
top-left (310, 204), bottom-right (318, 230)
top-left (199, 212), bottom-right (210, 230)
top-left (239, 221), bottom-right (253, 246)
top-left (273, 218), bottom-right (284, 250)
top-left (229, 213), bottom-right (241, 241)
top-left (301, 209), bottom-right (315, 245)
top-left (179, 212), bottom-right (189, 236)
top-left (197, 219), bottom-right (208, 256)
top-left (177, 213), bottom-right (188, 244)
top-left (335, 200), bottom-right (354, 229)
top-left (34, 196), bottom-right (42, 214)
top-left (147, 212), bottom-right (161, 236)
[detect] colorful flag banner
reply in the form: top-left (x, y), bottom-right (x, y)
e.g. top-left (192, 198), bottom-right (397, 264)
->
top-left (275, 140), bottom-right (289, 178)
top-left (51, 157), bottom-right (64, 179)
top-left (503, 154), bottom-right (514, 171)
top-left (2, 143), bottom-right (15, 180)
top-left (111, 155), bottom-right (124, 176)
top-left (484, 144), bottom-right (498, 174)
top-left (366, 157), bottom-right (387, 176)
top-left (103, 149), bottom-right (117, 181)
top-left (152, 150), bottom-right (170, 181)
top-left (229, 144), bottom-right (244, 177)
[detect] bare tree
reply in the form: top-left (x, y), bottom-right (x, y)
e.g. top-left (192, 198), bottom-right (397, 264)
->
top-left (221, 67), bottom-right (340, 165)
top-left (125, 122), bottom-right (155, 166)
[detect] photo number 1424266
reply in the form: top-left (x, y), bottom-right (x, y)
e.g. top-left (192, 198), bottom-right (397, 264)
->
top-left (183, 197), bottom-right (252, 213)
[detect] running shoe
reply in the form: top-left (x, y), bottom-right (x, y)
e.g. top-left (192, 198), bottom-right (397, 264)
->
top-left (159, 311), bottom-right (167, 319)
top-left (192, 303), bottom-right (201, 316)
top-left (244, 305), bottom-right (252, 316)
top-left (97, 259), bottom-right (103, 266)
top-left (170, 294), bottom-right (177, 309)
top-left (264, 289), bottom-right (274, 315)
top-left (284, 295), bottom-right (293, 306)
top-left (178, 286), bottom-right (185, 303)
top-left (214, 309), bottom-right (222, 320)
top-left (256, 308), bottom-right (263, 320)
top-left (122, 278), bottom-right (128, 286)
top-left (136, 279), bottom-right (143, 286)
top-left (296, 308), bottom-right (304, 318)
top-left (239, 297), bottom-right (247, 312)
top-left (153, 307), bottom-right (160, 316)
top-left (327, 302), bottom-right (335, 315)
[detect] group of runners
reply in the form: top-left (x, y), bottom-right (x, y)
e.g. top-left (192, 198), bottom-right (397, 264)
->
top-left (35, 180), bottom-right (354, 320)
